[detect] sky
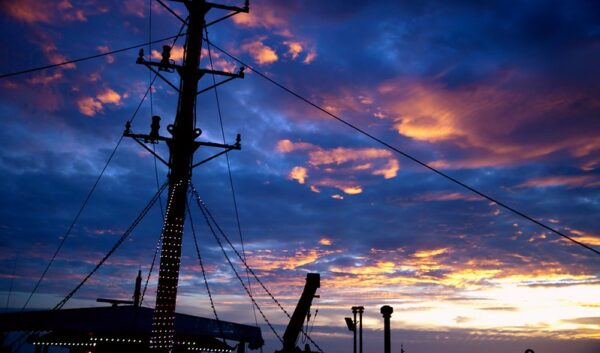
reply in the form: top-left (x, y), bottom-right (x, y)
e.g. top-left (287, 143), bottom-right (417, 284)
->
top-left (0, 1), bottom-right (600, 352)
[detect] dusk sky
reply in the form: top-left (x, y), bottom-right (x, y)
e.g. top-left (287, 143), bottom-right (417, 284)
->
top-left (1, 1), bottom-right (600, 353)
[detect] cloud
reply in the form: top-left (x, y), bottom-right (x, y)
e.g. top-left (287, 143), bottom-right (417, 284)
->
top-left (241, 39), bottom-right (278, 65)
top-left (26, 72), bottom-right (63, 85)
top-left (518, 175), bottom-right (600, 189)
top-left (77, 97), bottom-right (103, 117)
top-left (96, 46), bottom-right (115, 64)
top-left (2, 0), bottom-right (86, 24)
top-left (77, 88), bottom-right (122, 116)
top-left (567, 229), bottom-right (600, 246)
top-left (284, 41), bottom-right (303, 60)
top-left (369, 75), bottom-right (600, 168)
top-left (319, 238), bottom-right (332, 246)
top-left (232, 7), bottom-right (287, 29)
top-left (151, 45), bottom-right (185, 63)
top-left (278, 140), bottom-right (399, 194)
top-left (288, 166), bottom-right (308, 184)
top-left (96, 88), bottom-right (122, 105)
top-left (562, 317), bottom-right (600, 326)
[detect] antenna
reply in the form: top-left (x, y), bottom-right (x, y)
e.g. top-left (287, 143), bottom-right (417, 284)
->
top-left (123, 1), bottom-right (250, 351)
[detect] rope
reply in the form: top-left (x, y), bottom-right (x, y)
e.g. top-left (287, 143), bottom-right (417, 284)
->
top-left (186, 199), bottom-right (226, 341)
top-left (190, 186), bottom-right (325, 352)
top-left (5, 254), bottom-right (18, 312)
top-left (140, 231), bottom-right (162, 306)
top-left (204, 26), bottom-right (260, 338)
top-left (0, 34), bottom-right (185, 79)
top-left (54, 181), bottom-right (168, 310)
top-left (206, 39), bottom-right (600, 259)
top-left (191, 189), bottom-right (283, 344)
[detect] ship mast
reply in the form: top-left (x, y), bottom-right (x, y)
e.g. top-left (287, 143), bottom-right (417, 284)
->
top-left (124, 1), bottom-right (249, 352)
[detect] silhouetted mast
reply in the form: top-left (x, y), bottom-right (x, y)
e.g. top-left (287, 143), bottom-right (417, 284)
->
top-left (124, 1), bottom-right (249, 351)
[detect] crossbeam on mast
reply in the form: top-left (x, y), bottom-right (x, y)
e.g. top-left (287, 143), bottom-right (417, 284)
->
top-left (123, 1), bottom-right (249, 352)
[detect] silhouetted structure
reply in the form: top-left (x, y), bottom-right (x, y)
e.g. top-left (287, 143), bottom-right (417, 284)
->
top-left (276, 273), bottom-right (320, 353)
top-left (380, 306), bottom-right (393, 353)
top-left (0, 306), bottom-right (262, 353)
top-left (124, 1), bottom-right (248, 351)
top-left (350, 306), bottom-right (364, 353)
top-left (0, 272), bottom-right (263, 353)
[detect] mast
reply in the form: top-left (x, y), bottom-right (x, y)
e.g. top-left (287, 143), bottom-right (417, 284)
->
top-left (124, 1), bottom-right (249, 351)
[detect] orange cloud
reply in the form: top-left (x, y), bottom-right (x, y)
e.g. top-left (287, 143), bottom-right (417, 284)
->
top-left (319, 238), bottom-right (332, 246)
top-left (414, 247), bottom-right (449, 258)
top-left (77, 97), bottom-right (103, 117)
top-left (284, 41), bottom-right (303, 60)
top-left (276, 139), bottom-right (313, 153)
top-left (97, 88), bottom-right (122, 105)
top-left (151, 45), bottom-right (185, 62)
top-left (278, 140), bottom-right (399, 194)
top-left (288, 166), bottom-right (308, 184)
top-left (77, 87), bottom-right (122, 117)
top-left (568, 229), bottom-right (600, 246)
top-left (372, 159), bottom-right (400, 179)
top-left (242, 39), bottom-right (278, 65)
top-left (375, 76), bottom-right (600, 168)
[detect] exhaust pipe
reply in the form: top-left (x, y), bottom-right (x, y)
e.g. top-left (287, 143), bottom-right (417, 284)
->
top-left (380, 306), bottom-right (393, 353)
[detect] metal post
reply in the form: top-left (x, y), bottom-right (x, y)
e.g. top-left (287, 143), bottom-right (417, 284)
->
top-left (351, 307), bottom-right (358, 353)
top-left (380, 306), bottom-right (393, 353)
top-left (357, 306), bottom-right (364, 353)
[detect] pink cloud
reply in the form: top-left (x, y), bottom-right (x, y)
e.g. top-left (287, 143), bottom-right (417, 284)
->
top-left (2, 0), bottom-right (87, 24)
top-left (279, 140), bottom-right (399, 194)
top-left (518, 175), bottom-right (600, 189)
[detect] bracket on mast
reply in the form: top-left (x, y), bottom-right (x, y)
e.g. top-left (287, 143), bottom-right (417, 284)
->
top-left (124, 120), bottom-right (242, 169)
top-left (192, 134), bottom-right (241, 168)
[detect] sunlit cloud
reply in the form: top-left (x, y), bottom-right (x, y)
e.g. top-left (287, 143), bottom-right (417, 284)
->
top-left (241, 39), bottom-right (278, 65)
top-left (151, 45), bottom-right (185, 63)
top-left (278, 140), bottom-right (399, 194)
top-left (284, 41), bottom-right (303, 60)
top-left (232, 7), bottom-right (286, 29)
top-left (77, 87), bottom-right (122, 116)
top-left (319, 238), bottom-right (333, 246)
top-left (288, 166), bottom-right (308, 184)
top-left (77, 97), bottom-right (103, 117)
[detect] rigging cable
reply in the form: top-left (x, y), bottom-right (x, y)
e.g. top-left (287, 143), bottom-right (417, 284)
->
top-left (0, 34), bottom-right (185, 79)
top-left (204, 26), bottom-right (261, 338)
top-left (5, 254), bottom-right (18, 312)
top-left (205, 39), bottom-right (600, 259)
top-left (140, 231), bottom-right (162, 306)
top-left (21, 73), bottom-right (159, 311)
top-left (54, 181), bottom-right (168, 310)
top-left (10, 182), bottom-right (167, 353)
top-left (190, 185), bottom-right (325, 353)
top-left (186, 199), bottom-right (226, 341)
top-left (190, 187), bottom-right (284, 344)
